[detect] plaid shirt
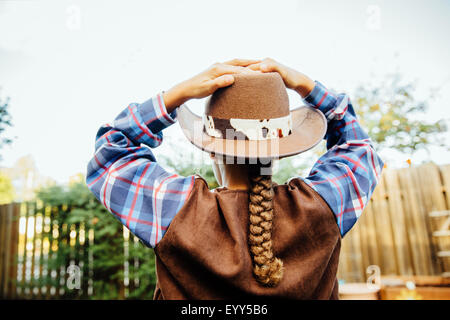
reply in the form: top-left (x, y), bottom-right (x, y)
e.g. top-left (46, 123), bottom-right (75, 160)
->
top-left (302, 81), bottom-right (383, 236)
top-left (86, 82), bottom-right (383, 248)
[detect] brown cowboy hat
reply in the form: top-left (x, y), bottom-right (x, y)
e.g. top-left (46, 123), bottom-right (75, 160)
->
top-left (177, 72), bottom-right (327, 160)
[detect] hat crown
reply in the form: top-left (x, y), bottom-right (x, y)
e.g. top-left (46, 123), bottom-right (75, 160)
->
top-left (205, 72), bottom-right (289, 120)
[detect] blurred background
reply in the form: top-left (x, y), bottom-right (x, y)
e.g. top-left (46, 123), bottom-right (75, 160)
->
top-left (0, 0), bottom-right (449, 300)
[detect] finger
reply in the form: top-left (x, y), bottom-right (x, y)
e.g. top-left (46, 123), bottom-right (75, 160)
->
top-left (246, 62), bottom-right (262, 71)
top-left (212, 64), bottom-right (257, 77)
top-left (223, 58), bottom-right (261, 67)
top-left (208, 74), bottom-right (235, 90)
top-left (247, 61), bottom-right (278, 74)
top-left (260, 60), bottom-right (280, 73)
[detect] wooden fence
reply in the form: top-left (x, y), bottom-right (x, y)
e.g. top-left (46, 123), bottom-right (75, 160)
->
top-left (1, 163), bottom-right (450, 299)
top-left (0, 203), bottom-right (19, 299)
top-left (338, 162), bottom-right (450, 282)
top-left (0, 202), bottom-right (150, 299)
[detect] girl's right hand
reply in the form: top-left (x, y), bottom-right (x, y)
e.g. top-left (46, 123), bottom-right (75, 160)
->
top-left (163, 59), bottom-right (260, 113)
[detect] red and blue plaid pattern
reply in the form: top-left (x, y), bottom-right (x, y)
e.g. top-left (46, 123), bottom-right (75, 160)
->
top-left (86, 82), bottom-right (383, 247)
top-left (86, 93), bottom-right (194, 248)
top-left (302, 81), bottom-right (383, 236)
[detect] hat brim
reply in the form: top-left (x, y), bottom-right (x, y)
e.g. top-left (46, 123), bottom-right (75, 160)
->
top-left (177, 104), bottom-right (327, 159)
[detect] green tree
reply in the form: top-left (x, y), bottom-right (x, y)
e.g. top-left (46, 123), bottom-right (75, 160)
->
top-left (354, 74), bottom-right (447, 154)
top-left (0, 92), bottom-right (13, 158)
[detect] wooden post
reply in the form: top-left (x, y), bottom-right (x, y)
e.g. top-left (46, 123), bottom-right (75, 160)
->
top-left (36, 202), bottom-right (44, 299)
top-left (371, 174), bottom-right (398, 275)
top-left (2, 204), bottom-right (13, 298)
top-left (8, 203), bottom-right (21, 299)
top-left (358, 200), bottom-right (380, 279)
top-left (398, 167), bottom-right (432, 275)
top-left (345, 220), bottom-right (364, 282)
top-left (55, 205), bottom-right (64, 298)
top-left (383, 169), bottom-right (413, 275)
top-left (18, 203), bottom-right (28, 298)
top-left (337, 235), bottom-right (352, 281)
top-left (48, 205), bottom-right (57, 299)
top-left (0, 205), bottom-right (6, 298)
top-left (28, 202), bottom-right (37, 299)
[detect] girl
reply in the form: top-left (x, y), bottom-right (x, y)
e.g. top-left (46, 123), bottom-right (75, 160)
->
top-left (86, 58), bottom-right (383, 299)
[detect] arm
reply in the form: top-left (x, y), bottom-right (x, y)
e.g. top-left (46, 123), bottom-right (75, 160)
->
top-left (86, 59), bottom-right (260, 248)
top-left (86, 94), bottom-right (195, 248)
top-left (248, 58), bottom-right (384, 237)
top-left (302, 82), bottom-right (383, 236)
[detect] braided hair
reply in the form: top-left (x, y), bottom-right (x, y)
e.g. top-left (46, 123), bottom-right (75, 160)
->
top-left (248, 164), bottom-right (284, 286)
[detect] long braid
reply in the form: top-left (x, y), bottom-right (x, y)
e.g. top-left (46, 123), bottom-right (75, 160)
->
top-left (248, 165), bottom-right (283, 286)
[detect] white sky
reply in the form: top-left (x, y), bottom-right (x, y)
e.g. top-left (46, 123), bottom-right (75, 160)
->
top-left (0, 0), bottom-right (449, 183)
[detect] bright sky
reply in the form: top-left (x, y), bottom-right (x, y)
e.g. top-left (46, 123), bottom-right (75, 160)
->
top-left (0, 0), bottom-right (449, 183)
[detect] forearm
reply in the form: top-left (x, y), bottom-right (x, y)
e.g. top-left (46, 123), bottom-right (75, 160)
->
top-left (292, 74), bottom-right (316, 98)
top-left (163, 82), bottom-right (190, 113)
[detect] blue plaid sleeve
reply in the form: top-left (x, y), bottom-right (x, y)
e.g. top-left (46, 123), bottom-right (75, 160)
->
top-left (86, 93), bottom-right (195, 248)
top-left (301, 81), bottom-right (384, 237)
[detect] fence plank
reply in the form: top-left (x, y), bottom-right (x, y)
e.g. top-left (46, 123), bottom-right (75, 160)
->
top-left (357, 206), bottom-right (371, 276)
top-left (364, 200), bottom-right (381, 268)
top-left (383, 169), bottom-right (413, 275)
top-left (45, 205), bottom-right (55, 299)
top-left (28, 202), bottom-right (38, 298)
top-left (36, 202), bottom-right (44, 299)
top-left (7, 203), bottom-right (20, 299)
top-left (371, 175), bottom-right (398, 275)
top-left (337, 236), bottom-right (352, 281)
top-left (2, 204), bottom-right (13, 297)
top-left (0, 205), bottom-right (6, 297)
top-left (398, 167), bottom-right (432, 275)
top-left (80, 222), bottom-right (89, 298)
top-left (48, 205), bottom-right (58, 299)
top-left (351, 219), bottom-right (365, 281)
top-left (18, 203), bottom-right (28, 297)
top-left (55, 205), bottom-right (64, 298)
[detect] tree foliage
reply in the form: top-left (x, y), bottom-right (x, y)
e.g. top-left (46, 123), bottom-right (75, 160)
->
top-left (354, 74), bottom-right (447, 154)
top-left (0, 93), bottom-right (13, 157)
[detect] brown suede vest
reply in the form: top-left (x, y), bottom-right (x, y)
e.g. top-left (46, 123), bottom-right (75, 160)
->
top-left (153, 176), bottom-right (341, 300)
